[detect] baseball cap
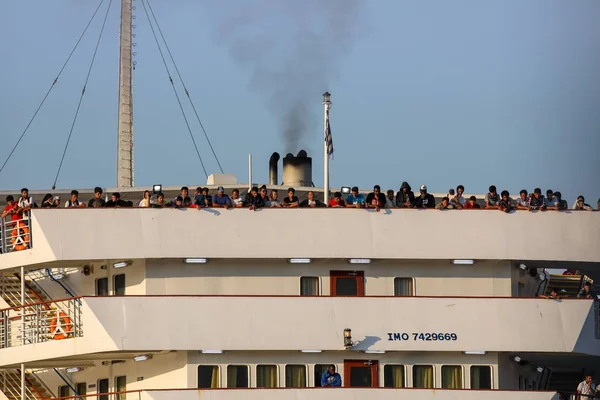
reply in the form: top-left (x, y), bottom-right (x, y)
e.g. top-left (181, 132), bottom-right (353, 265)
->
top-left (53, 196), bottom-right (60, 201)
top-left (217, 186), bottom-right (224, 192)
top-left (420, 185), bottom-right (427, 192)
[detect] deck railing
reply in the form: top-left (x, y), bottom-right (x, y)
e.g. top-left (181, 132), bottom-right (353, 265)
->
top-left (0, 297), bottom-right (82, 349)
top-left (1, 214), bottom-right (32, 254)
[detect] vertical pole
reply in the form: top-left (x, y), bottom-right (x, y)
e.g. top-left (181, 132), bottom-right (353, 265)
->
top-left (248, 154), bottom-right (253, 192)
top-left (323, 96), bottom-right (331, 206)
top-left (20, 266), bottom-right (25, 346)
top-left (117, 0), bottom-right (134, 188)
top-left (20, 363), bottom-right (25, 400)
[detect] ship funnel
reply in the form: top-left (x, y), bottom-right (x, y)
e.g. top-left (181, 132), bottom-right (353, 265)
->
top-left (282, 150), bottom-right (314, 187)
top-left (269, 152), bottom-right (280, 186)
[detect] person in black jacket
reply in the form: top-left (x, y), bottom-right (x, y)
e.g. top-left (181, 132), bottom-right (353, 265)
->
top-left (366, 185), bottom-right (387, 212)
top-left (414, 185), bottom-right (435, 209)
top-left (396, 182), bottom-right (415, 208)
top-left (105, 192), bottom-right (131, 207)
top-left (244, 187), bottom-right (264, 211)
top-left (299, 191), bottom-right (326, 208)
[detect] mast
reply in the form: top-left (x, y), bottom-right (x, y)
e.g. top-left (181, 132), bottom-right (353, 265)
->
top-left (117, 0), bottom-right (134, 188)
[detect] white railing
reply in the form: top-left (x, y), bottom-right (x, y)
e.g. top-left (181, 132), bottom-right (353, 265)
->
top-left (0, 215), bottom-right (31, 254)
top-left (0, 298), bottom-right (82, 349)
top-left (0, 369), bottom-right (49, 400)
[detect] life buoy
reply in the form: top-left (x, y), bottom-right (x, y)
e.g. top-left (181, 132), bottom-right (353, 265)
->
top-left (50, 311), bottom-right (72, 340)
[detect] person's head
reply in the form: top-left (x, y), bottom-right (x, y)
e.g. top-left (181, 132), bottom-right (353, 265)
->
top-left (42, 193), bottom-right (53, 203)
top-left (71, 190), bottom-right (79, 201)
top-left (519, 189), bottom-right (528, 200)
top-left (549, 288), bottom-right (558, 297)
top-left (195, 186), bottom-right (202, 195)
top-left (53, 196), bottom-right (60, 205)
top-left (6, 195), bottom-right (14, 205)
top-left (202, 187), bottom-right (209, 195)
top-left (157, 193), bottom-right (165, 203)
top-left (448, 189), bottom-right (455, 196)
top-left (260, 186), bottom-right (268, 197)
top-left (287, 188), bottom-right (295, 198)
top-left (554, 191), bottom-right (562, 201)
top-left (217, 186), bottom-right (225, 196)
top-left (270, 189), bottom-right (278, 200)
top-left (181, 186), bottom-right (189, 197)
top-left (111, 192), bottom-right (121, 202)
top-left (501, 190), bottom-right (509, 201)
top-left (20, 188), bottom-right (28, 198)
top-left (584, 281), bottom-right (591, 291)
top-left (373, 185), bottom-right (380, 194)
top-left (328, 364), bottom-right (336, 374)
top-left (469, 195), bottom-right (477, 206)
top-left (351, 186), bottom-right (359, 197)
top-left (232, 189), bottom-right (240, 199)
top-left (489, 185), bottom-right (497, 195)
top-left (184, 196), bottom-right (191, 206)
top-left (387, 189), bottom-right (394, 200)
top-left (94, 186), bottom-right (103, 199)
top-left (585, 375), bottom-right (593, 383)
top-left (546, 189), bottom-right (554, 200)
top-left (308, 191), bottom-right (315, 201)
top-left (577, 195), bottom-right (585, 204)
top-left (534, 188), bottom-right (541, 199)
top-left (334, 191), bottom-right (342, 201)
top-left (441, 197), bottom-right (449, 207)
top-left (143, 190), bottom-right (150, 199)
top-left (457, 185), bottom-right (464, 196)
top-left (419, 185), bottom-right (427, 197)
top-left (175, 196), bottom-right (183, 206)
top-left (597, 198), bottom-right (600, 209)
top-left (251, 187), bottom-right (259, 196)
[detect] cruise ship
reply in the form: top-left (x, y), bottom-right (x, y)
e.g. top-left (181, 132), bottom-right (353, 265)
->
top-left (2, 1), bottom-right (600, 400)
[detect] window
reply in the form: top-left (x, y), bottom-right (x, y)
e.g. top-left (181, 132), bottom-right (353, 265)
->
top-left (256, 365), bottom-right (277, 388)
top-left (330, 271), bottom-right (364, 296)
top-left (286, 365), bottom-right (307, 387)
top-left (76, 382), bottom-right (86, 396)
top-left (394, 278), bottom-right (413, 296)
top-left (314, 364), bottom-right (330, 387)
top-left (198, 366), bottom-right (219, 388)
top-left (384, 365), bottom-right (405, 388)
top-left (58, 386), bottom-right (70, 397)
top-left (114, 274), bottom-right (125, 296)
top-left (227, 365), bottom-right (248, 388)
top-left (114, 376), bottom-right (126, 400)
top-left (96, 277), bottom-right (108, 296)
top-left (441, 366), bottom-right (462, 389)
top-left (470, 366), bottom-right (491, 389)
top-left (413, 365), bottom-right (433, 388)
top-left (300, 277), bottom-right (318, 296)
top-left (97, 378), bottom-right (109, 400)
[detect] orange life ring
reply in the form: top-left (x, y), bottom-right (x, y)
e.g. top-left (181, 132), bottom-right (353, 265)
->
top-left (50, 311), bottom-right (72, 340)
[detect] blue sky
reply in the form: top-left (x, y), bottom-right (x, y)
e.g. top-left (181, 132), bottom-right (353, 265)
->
top-left (1, 0), bottom-right (599, 204)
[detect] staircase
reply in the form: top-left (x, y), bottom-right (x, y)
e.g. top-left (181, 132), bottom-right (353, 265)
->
top-left (0, 369), bottom-right (54, 399)
top-left (0, 275), bottom-right (50, 311)
top-left (544, 274), bottom-right (585, 298)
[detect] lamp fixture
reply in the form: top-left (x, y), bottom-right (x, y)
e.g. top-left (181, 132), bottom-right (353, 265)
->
top-left (464, 351), bottom-right (486, 355)
top-left (289, 258), bottom-right (311, 264)
top-left (185, 258), bottom-right (207, 264)
top-left (344, 328), bottom-right (354, 349)
top-left (349, 259), bottom-right (371, 264)
top-left (133, 354), bottom-right (152, 362)
top-left (66, 367), bottom-right (83, 373)
top-left (152, 184), bottom-right (162, 194)
top-left (513, 356), bottom-right (521, 362)
top-left (452, 259), bottom-right (474, 265)
top-left (341, 187), bottom-right (351, 195)
top-left (364, 350), bottom-right (385, 354)
top-left (322, 92), bottom-right (331, 105)
top-left (300, 350), bottom-right (322, 353)
top-left (519, 263), bottom-right (527, 270)
top-left (113, 261), bottom-right (132, 269)
top-left (201, 350), bottom-right (223, 354)
top-left (51, 273), bottom-right (65, 280)
top-left (537, 367), bottom-right (544, 373)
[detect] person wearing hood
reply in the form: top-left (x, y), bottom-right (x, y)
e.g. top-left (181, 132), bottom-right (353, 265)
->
top-left (414, 185), bottom-right (435, 209)
top-left (395, 182), bottom-right (415, 208)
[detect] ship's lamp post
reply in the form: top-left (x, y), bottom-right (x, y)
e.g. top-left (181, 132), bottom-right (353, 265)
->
top-left (344, 328), bottom-right (353, 349)
top-left (323, 92), bottom-right (332, 205)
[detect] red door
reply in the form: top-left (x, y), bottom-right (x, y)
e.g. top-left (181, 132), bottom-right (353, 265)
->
top-left (330, 271), bottom-right (364, 296)
top-left (344, 360), bottom-right (379, 387)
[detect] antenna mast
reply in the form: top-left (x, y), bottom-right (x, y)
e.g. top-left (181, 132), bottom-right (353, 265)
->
top-left (117, 0), bottom-right (134, 187)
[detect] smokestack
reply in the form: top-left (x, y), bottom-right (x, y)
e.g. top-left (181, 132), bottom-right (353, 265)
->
top-left (282, 150), bottom-right (313, 187)
top-left (269, 152), bottom-right (280, 186)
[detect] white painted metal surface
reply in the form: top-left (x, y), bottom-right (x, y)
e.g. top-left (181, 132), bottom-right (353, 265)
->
top-left (117, 0), bottom-right (134, 188)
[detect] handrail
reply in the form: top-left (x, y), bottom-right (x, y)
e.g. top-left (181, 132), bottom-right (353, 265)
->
top-left (0, 296), bottom-right (82, 313)
top-left (23, 206), bottom-right (599, 211)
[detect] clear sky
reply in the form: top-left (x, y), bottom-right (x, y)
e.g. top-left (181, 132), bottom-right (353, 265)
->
top-left (1, 0), bottom-right (599, 205)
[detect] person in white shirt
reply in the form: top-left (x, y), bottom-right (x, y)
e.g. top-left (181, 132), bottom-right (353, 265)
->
top-left (515, 189), bottom-right (529, 210)
top-left (139, 190), bottom-right (152, 207)
top-left (231, 189), bottom-right (244, 208)
top-left (65, 190), bottom-right (86, 208)
top-left (577, 375), bottom-right (595, 398)
top-left (17, 188), bottom-right (34, 218)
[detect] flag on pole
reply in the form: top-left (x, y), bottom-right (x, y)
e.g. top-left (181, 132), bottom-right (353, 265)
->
top-left (325, 108), bottom-right (334, 159)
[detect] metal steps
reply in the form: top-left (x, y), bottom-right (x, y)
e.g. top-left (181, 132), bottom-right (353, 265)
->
top-left (0, 370), bottom-right (53, 399)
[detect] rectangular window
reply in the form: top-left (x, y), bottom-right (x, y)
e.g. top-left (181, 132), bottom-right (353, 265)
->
top-left (97, 378), bottom-right (109, 400)
top-left (413, 365), bottom-right (433, 388)
top-left (300, 277), bottom-right (318, 296)
top-left (441, 366), bottom-right (463, 389)
top-left (76, 382), bottom-right (86, 397)
top-left (227, 365), bottom-right (249, 388)
top-left (394, 278), bottom-right (414, 296)
top-left (330, 271), bottom-right (364, 296)
top-left (256, 365), bottom-right (278, 388)
top-left (285, 365), bottom-right (307, 388)
top-left (113, 274), bottom-right (126, 296)
top-left (198, 366), bottom-right (220, 388)
top-left (314, 364), bottom-right (330, 387)
top-left (59, 386), bottom-right (70, 397)
top-left (470, 366), bottom-right (491, 389)
top-left (96, 277), bottom-right (108, 296)
top-left (114, 376), bottom-right (126, 400)
top-left (384, 365), bottom-right (405, 388)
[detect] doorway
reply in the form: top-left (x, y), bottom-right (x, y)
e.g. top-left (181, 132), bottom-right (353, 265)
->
top-left (344, 360), bottom-right (378, 387)
top-left (330, 271), bottom-right (364, 296)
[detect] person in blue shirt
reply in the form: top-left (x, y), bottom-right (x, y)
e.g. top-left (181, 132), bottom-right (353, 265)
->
top-left (212, 186), bottom-right (232, 209)
top-left (321, 364), bottom-right (342, 387)
top-left (345, 186), bottom-right (365, 208)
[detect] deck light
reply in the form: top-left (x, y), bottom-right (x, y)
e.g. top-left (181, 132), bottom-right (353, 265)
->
top-left (66, 367), bottom-right (83, 373)
top-left (185, 258), bottom-right (208, 264)
top-left (536, 367), bottom-right (544, 373)
top-left (289, 258), bottom-right (311, 264)
top-left (519, 263), bottom-right (527, 270)
top-left (152, 184), bottom-right (162, 194)
top-left (51, 273), bottom-right (65, 280)
top-left (113, 261), bottom-right (132, 269)
top-left (364, 350), bottom-right (385, 354)
top-left (452, 259), bottom-right (474, 265)
top-left (300, 350), bottom-right (322, 353)
top-left (201, 350), bottom-right (223, 354)
top-left (349, 259), bottom-right (371, 264)
top-left (341, 187), bottom-right (351, 195)
top-left (133, 354), bottom-right (152, 362)
top-left (464, 351), bottom-right (486, 355)
top-left (323, 92), bottom-right (331, 104)
top-left (344, 328), bottom-right (353, 349)
top-left (513, 356), bottom-right (521, 362)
